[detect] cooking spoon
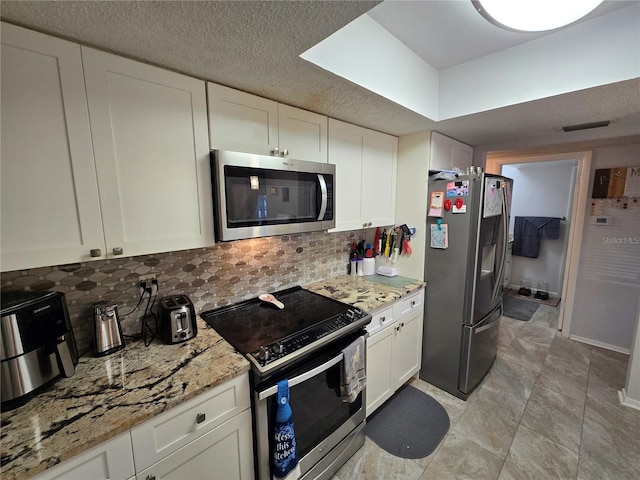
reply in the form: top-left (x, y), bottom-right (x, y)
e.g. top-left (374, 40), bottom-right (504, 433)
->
top-left (259, 293), bottom-right (284, 309)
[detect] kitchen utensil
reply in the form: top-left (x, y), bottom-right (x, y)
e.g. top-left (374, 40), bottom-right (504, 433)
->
top-left (93, 301), bottom-right (125, 356)
top-left (158, 295), bottom-right (197, 344)
top-left (259, 293), bottom-right (285, 309)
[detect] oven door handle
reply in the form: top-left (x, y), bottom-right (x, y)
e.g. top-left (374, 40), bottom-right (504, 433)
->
top-left (258, 352), bottom-right (343, 401)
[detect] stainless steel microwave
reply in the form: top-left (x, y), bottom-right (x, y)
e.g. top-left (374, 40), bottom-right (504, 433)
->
top-left (210, 150), bottom-right (335, 241)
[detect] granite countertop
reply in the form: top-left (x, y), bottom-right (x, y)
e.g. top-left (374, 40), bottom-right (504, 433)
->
top-left (1, 274), bottom-right (425, 480)
top-left (305, 274), bottom-right (425, 313)
top-left (0, 317), bottom-right (250, 480)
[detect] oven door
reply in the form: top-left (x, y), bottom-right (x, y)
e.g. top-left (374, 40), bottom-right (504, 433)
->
top-left (254, 335), bottom-right (365, 480)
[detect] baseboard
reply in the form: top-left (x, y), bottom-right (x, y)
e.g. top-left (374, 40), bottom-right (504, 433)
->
top-left (569, 335), bottom-right (631, 355)
top-left (618, 388), bottom-right (640, 411)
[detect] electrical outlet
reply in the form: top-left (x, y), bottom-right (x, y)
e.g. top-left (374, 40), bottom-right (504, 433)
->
top-left (138, 274), bottom-right (158, 296)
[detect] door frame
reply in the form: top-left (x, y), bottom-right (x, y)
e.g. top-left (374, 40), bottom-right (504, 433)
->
top-left (486, 151), bottom-right (592, 335)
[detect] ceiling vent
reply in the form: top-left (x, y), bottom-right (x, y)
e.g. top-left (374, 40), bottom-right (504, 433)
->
top-left (562, 120), bottom-right (610, 132)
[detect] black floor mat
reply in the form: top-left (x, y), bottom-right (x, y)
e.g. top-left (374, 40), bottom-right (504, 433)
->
top-left (503, 295), bottom-right (540, 321)
top-left (365, 385), bottom-right (449, 459)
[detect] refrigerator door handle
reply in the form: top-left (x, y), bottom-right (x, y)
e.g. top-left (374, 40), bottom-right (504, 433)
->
top-left (475, 304), bottom-right (503, 333)
top-left (491, 186), bottom-right (509, 305)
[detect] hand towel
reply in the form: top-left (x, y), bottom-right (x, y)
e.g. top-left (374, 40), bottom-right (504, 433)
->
top-left (340, 336), bottom-right (366, 403)
top-left (272, 380), bottom-right (301, 480)
top-left (512, 216), bottom-right (561, 258)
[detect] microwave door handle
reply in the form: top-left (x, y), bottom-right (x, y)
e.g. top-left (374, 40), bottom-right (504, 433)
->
top-left (258, 352), bottom-right (343, 400)
top-left (317, 174), bottom-right (328, 220)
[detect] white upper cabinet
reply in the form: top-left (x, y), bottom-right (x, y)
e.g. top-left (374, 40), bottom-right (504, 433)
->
top-left (1, 23), bottom-right (106, 271)
top-left (277, 103), bottom-right (327, 163)
top-left (429, 131), bottom-right (473, 171)
top-left (208, 83), bottom-right (328, 162)
top-left (208, 83), bottom-right (278, 156)
top-left (1, 22), bottom-right (214, 272)
top-left (82, 48), bottom-right (213, 258)
top-left (328, 119), bottom-right (397, 232)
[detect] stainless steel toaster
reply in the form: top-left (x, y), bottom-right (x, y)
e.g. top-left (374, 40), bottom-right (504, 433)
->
top-left (157, 295), bottom-right (197, 344)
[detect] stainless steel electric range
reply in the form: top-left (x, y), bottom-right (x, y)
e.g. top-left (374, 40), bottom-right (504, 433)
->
top-left (201, 286), bottom-right (371, 480)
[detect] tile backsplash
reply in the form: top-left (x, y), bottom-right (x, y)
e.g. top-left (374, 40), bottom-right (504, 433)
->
top-left (1, 231), bottom-right (359, 355)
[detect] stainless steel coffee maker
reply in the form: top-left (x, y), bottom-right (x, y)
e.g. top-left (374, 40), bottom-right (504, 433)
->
top-left (92, 301), bottom-right (125, 356)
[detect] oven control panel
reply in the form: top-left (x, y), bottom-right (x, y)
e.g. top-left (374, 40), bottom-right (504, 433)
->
top-left (251, 307), bottom-right (368, 367)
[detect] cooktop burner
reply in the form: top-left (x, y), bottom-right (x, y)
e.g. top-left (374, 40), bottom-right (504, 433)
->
top-left (201, 286), bottom-right (370, 375)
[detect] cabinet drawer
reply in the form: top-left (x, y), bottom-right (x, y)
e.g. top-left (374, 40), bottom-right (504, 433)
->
top-left (365, 307), bottom-right (394, 335)
top-left (393, 289), bottom-right (425, 318)
top-left (31, 431), bottom-right (134, 480)
top-left (135, 409), bottom-right (254, 480)
top-left (130, 373), bottom-right (250, 472)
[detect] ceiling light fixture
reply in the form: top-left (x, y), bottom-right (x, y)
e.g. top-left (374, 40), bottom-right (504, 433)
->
top-left (472, 0), bottom-right (605, 32)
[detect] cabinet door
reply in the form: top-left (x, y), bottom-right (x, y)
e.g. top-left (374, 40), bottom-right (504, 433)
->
top-left (0, 23), bottom-right (105, 271)
top-left (392, 310), bottom-right (424, 389)
top-left (451, 141), bottom-right (473, 170)
top-left (327, 119), bottom-right (364, 231)
top-left (361, 131), bottom-right (397, 228)
top-left (135, 410), bottom-right (254, 480)
top-left (131, 373), bottom-right (250, 472)
top-left (430, 131), bottom-right (473, 172)
top-left (82, 48), bottom-right (213, 258)
top-left (365, 326), bottom-right (395, 416)
top-left (277, 104), bottom-right (327, 162)
top-left (31, 432), bottom-right (134, 480)
top-left (208, 83), bottom-right (278, 155)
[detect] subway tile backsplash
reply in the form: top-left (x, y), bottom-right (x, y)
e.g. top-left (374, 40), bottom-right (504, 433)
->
top-left (1, 231), bottom-right (359, 355)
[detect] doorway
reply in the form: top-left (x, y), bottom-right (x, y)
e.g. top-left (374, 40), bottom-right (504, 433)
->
top-left (486, 151), bottom-right (593, 335)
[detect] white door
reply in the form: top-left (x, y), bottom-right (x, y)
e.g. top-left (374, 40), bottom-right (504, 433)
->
top-left (328, 119), bottom-right (364, 231)
top-left (365, 326), bottom-right (395, 416)
top-left (277, 104), bottom-right (327, 162)
top-left (362, 131), bottom-right (397, 228)
top-left (393, 311), bottom-right (423, 388)
top-left (207, 83), bottom-right (278, 156)
top-left (1, 23), bottom-right (105, 271)
top-left (82, 48), bottom-right (213, 259)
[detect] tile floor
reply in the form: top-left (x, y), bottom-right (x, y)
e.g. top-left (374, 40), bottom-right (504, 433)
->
top-left (333, 304), bottom-right (640, 480)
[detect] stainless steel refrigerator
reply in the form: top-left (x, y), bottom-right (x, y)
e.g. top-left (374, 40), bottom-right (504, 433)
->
top-left (420, 171), bottom-right (512, 400)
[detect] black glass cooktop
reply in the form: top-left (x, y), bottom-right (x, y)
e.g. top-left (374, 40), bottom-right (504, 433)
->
top-left (201, 286), bottom-right (370, 375)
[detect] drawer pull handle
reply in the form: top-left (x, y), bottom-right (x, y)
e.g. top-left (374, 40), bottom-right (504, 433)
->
top-left (196, 412), bottom-right (206, 424)
top-left (112, 247), bottom-right (124, 255)
top-left (411, 301), bottom-right (416, 307)
top-left (145, 475), bottom-right (156, 480)
top-left (90, 248), bottom-right (102, 257)
top-left (380, 316), bottom-right (386, 322)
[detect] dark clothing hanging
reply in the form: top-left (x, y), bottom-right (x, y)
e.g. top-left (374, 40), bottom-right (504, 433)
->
top-left (512, 216), bottom-right (561, 258)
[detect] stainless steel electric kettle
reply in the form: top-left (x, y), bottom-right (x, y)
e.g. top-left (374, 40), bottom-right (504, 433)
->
top-left (92, 301), bottom-right (125, 356)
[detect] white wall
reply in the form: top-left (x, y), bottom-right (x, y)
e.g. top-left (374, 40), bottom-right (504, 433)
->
top-left (392, 131), bottom-right (431, 280)
top-left (570, 143), bottom-right (640, 352)
top-left (502, 161), bottom-right (577, 295)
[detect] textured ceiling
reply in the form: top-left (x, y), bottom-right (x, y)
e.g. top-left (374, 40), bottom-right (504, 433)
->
top-left (1, 0), bottom-right (639, 151)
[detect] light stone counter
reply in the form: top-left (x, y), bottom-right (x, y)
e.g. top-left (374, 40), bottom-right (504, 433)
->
top-left (305, 274), bottom-right (425, 313)
top-left (0, 317), bottom-right (249, 480)
top-left (1, 274), bottom-right (424, 480)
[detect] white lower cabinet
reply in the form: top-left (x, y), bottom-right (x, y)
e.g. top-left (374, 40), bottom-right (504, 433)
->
top-left (365, 288), bottom-right (425, 416)
top-left (135, 409), bottom-right (253, 480)
top-left (31, 432), bottom-right (135, 480)
top-left (31, 374), bottom-right (253, 480)
top-left (131, 373), bottom-right (253, 480)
